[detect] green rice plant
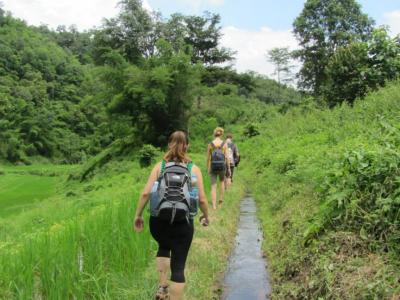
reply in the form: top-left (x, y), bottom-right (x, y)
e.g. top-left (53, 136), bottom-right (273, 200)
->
top-left (0, 173), bottom-right (58, 217)
top-left (0, 191), bottom-right (153, 298)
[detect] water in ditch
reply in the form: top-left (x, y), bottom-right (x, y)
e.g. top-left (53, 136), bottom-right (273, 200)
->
top-left (222, 196), bottom-right (271, 300)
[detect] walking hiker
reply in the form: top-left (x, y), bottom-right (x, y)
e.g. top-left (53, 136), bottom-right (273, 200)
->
top-left (225, 133), bottom-right (240, 187)
top-left (133, 131), bottom-right (210, 300)
top-left (207, 127), bottom-right (230, 210)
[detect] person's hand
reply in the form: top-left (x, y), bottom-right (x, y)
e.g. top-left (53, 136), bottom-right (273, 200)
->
top-left (133, 216), bottom-right (144, 232)
top-left (199, 215), bottom-right (210, 227)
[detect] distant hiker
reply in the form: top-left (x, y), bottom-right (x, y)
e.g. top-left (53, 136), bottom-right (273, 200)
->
top-left (133, 131), bottom-right (210, 300)
top-left (225, 133), bottom-right (240, 187)
top-left (207, 127), bottom-right (230, 210)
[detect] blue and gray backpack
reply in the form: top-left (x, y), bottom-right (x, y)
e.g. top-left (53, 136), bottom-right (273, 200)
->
top-left (210, 141), bottom-right (226, 172)
top-left (150, 160), bottom-right (197, 223)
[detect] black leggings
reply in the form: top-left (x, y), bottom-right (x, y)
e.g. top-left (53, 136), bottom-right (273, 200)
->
top-left (149, 217), bottom-right (194, 283)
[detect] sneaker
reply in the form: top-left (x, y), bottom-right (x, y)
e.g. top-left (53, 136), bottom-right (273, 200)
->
top-left (155, 285), bottom-right (169, 300)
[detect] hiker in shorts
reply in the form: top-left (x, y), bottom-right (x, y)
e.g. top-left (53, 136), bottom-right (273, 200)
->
top-left (225, 133), bottom-right (240, 188)
top-left (134, 131), bottom-right (210, 300)
top-left (207, 127), bottom-right (230, 210)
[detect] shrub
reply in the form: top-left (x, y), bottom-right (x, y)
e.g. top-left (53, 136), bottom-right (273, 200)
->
top-left (308, 145), bottom-right (400, 253)
top-left (243, 123), bottom-right (260, 138)
top-left (25, 144), bottom-right (37, 156)
top-left (254, 156), bottom-right (272, 174)
top-left (65, 191), bottom-right (77, 197)
top-left (138, 144), bottom-right (159, 168)
top-left (276, 157), bottom-right (297, 174)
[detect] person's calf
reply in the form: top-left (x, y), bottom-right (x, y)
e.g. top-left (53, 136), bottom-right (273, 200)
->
top-left (156, 257), bottom-right (170, 287)
top-left (211, 184), bottom-right (217, 209)
top-left (169, 282), bottom-right (185, 300)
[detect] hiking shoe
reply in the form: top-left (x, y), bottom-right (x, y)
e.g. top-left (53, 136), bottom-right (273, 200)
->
top-left (155, 285), bottom-right (169, 300)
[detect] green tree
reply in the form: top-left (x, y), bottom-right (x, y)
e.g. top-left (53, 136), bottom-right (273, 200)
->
top-left (178, 12), bottom-right (234, 65)
top-left (323, 27), bottom-right (400, 106)
top-left (267, 47), bottom-right (294, 85)
top-left (108, 40), bottom-right (200, 145)
top-left (53, 25), bottom-right (94, 64)
top-left (293, 0), bottom-right (374, 95)
top-left (0, 2), bottom-right (4, 22)
top-left (201, 66), bottom-right (255, 96)
top-left (92, 0), bottom-right (157, 65)
top-left (162, 12), bottom-right (234, 65)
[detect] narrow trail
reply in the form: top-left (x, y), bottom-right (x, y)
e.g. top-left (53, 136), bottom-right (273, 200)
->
top-left (221, 196), bottom-right (271, 300)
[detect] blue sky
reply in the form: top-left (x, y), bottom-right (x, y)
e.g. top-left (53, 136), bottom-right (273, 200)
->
top-left (3, 0), bottom-right (400, 76)
top-left (147, 0), bottom-right (400, 31)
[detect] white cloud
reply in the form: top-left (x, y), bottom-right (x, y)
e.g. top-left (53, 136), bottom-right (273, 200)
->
top-left (383, 10), bottom-right (400, 37)
top-left (1, 0), bottom-right (153, 31)
top-left (176, 0), bottom-right (224, 12)
top-left (221, 26), bottom-right (299, 78)
top-left (142, 0), bottom-right (153, 12)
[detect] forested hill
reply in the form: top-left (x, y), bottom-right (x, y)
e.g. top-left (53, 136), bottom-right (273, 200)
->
top-left (0, 15), bottom-right (108, 164)
top-left (0, 5), bottom-right (300, 165)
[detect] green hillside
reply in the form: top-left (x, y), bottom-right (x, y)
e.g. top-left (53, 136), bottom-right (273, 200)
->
top-left (238, 81), bottom-right (400, 299)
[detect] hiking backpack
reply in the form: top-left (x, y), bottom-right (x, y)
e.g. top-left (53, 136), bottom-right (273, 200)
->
top-left (227, 142), bottom-right (235, 167)
top-left (150, 161), bottom-right (194, 223)
top-left (228, 142), bottom-right (239, 166)
top-left (210, 141), bottom-right (226, 172)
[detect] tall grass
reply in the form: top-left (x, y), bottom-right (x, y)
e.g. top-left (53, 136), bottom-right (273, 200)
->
top-left (0, 193), bottom-right (153, 299)
top-left (0, 159), bottom-right (157, 299)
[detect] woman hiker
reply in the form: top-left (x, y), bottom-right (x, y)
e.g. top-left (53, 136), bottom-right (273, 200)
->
top-left (133, 131), bottom-right (210, 300)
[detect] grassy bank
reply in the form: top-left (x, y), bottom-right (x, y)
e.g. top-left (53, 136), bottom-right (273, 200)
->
top-left (238, 81), bottom-right (400, 299)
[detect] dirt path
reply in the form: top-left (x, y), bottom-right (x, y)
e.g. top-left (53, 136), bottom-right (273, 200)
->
top-left (221, 196), bottom-right (271, 300)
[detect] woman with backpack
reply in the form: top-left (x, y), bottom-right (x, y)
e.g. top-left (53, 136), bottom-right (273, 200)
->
top-left (207, 127), bottom-right (230, 210)
top-left (133, 131), bottom-right (210, 300)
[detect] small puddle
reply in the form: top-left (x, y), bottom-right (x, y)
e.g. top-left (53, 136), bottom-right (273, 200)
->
top-left (222, 196), bottom-right (271, 300)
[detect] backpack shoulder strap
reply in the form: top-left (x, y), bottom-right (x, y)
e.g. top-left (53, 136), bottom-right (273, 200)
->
top-left (160, 160), bottom-right (166, 174)
top-left (187, 161), bottom-right (193, 175)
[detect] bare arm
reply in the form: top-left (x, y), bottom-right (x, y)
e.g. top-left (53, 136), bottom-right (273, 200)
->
top-left (206, 144), bottom-right (211, 172)
top-left (193, 165), bottom-right (209, 224)
top-left (135, 162), bottom-right (161, 218)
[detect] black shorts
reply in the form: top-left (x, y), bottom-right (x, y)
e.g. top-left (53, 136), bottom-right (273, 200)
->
top-left (210, 170), bottom-right (225, 184)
